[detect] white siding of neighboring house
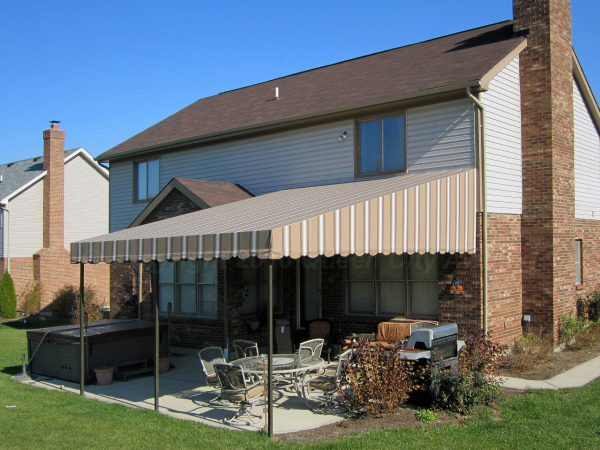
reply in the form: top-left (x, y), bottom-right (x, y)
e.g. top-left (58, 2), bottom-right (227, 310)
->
top-left (110, 100), bottom-right (476, 232)
top-left (574, 79), bottom-right (600, 220)
top-left (480, 56), bottom-right (523, 215)
top-left (7, 179), bottom-right (43, 257)
top-left (64, 154), bottom-right (110, 249)
top-left (0, 210), bottom-right (4, 258)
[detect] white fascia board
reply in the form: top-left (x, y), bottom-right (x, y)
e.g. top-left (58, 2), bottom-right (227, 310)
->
top-left (0, 171), bottom-right (46, 204)
top-left (65, 147), bottom-right (109, 178)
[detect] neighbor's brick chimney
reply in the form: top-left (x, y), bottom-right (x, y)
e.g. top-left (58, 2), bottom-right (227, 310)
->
top-left (513, 0), bottom-right (575, 340)
top-left (42, 121), bottom-right (65, 250)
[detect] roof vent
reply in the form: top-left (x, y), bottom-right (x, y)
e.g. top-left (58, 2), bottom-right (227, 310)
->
top-left (7, 163), bottom-right (14, 168)
top-left (33, 157), bottom-right (41, 162)
top-left (275, 87), bottom-right (279, 99)
top-left (0, 175), bottom-right (3, 182)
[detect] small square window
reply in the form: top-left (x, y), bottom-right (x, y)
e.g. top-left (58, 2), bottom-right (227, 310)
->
top-left (357, 114), bottom-right (405, 176)
top-left (136, 159), bottom-right (159, 201)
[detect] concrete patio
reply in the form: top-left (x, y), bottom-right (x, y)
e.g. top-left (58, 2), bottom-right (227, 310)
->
top-left (19, 353), bottom-right (345, 435)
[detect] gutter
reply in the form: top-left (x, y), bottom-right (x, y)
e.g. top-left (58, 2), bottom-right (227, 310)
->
top-left (466, 87), bottom-right (488, 336)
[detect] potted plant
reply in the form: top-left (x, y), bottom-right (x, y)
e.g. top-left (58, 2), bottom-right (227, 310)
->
top-left (94, 366), bottom-right (114, 385)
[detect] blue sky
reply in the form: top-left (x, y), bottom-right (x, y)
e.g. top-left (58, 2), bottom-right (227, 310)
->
top-left (1, 0), bottom-right (599, 162)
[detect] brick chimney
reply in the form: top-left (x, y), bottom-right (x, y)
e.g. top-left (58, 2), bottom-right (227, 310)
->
top-left (513, 0), bottom-right (575, 339)
top-left (42, 121), bottom-right (65, 249)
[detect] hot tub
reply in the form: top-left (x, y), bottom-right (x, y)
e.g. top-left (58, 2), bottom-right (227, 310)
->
top-left (27, 320), bottom-right (168, 383)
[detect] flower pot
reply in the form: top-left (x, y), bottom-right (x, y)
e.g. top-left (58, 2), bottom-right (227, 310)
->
top-left (94, 366), bottom-right (114, 385)
top-left (159, 356), bottom-right (171, 374)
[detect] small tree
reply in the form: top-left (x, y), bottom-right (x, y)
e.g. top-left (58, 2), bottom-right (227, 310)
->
top-left (0, 271), bottom-right (17, 318)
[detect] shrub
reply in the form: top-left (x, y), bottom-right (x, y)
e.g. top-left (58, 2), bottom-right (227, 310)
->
top-left (70, 286), bottom-right (104, 324)
top-left (339, 338), bottom-right (413, 414)
top-left (577, 288), bottom-right (600, 323)
top-left (55, 285), bottom-right (78, 318)
top-left (20, 281), bottom-right (43, 316)
top-left (503, 329), bottom-right (553, 372)
top-left (427, 331), bottom-right (507, 414)
top-left (559, 312), bottom-right (587, 343)
top-left (0, 271), bottom-right (17, 319)
top-left (415, 409), bottom-right (438, 424)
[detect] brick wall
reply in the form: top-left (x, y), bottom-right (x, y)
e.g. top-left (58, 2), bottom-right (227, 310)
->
top-left (514, 0), bottom-right (576, 341)
top-left (141, 190), bottom-right (201, 225)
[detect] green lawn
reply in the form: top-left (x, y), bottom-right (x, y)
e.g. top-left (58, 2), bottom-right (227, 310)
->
top-left (1, 321), bottom-right (599, 449)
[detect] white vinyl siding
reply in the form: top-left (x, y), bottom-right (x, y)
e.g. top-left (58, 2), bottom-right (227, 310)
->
top-left (406, 100), bottom-right (475, 172)
top-left (8, 179), bottom-right (43, 257)
top-left (110, 101), bottom-right (476, 232)
top-left (64, 155), bottom-right (109, 249)
top-left (480, 56), bottom-right (522, 214)
top-left (574, 79), bottom-right (600, 220)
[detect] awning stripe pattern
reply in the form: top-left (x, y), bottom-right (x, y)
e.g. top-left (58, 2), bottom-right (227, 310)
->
top-left (71, 169), bottom-right (477, 263)
top-left (270, 169), bottom-right (476, 258)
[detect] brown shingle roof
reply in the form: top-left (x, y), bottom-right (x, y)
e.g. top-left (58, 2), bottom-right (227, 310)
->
top-left (129, 177), bottom-right (254, 227)
top-left (99, 21), bottom-right (525, 161)
top-left (174, 178), bottom-right (253, 207)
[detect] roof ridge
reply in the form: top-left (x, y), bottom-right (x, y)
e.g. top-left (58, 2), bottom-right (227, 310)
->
top-left (0, 148), bottom-right (83, 167)
top-left (219, 20), bottom-right (514, 95)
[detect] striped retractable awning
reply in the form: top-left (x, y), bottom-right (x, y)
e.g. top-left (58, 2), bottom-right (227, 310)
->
top-left (71, 169), bottom-right (477, 264)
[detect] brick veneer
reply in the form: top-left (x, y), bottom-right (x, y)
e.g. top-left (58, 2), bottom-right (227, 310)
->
top-left (514, 0), bottom-right (576, 341)
top-left (141, 190), bottom-right (201, 225)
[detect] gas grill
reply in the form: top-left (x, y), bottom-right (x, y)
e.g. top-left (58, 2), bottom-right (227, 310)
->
top-left (399, 323), bottom-right (464, 367)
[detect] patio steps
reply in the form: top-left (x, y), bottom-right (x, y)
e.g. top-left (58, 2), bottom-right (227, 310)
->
top-left (114, 358), bottom-right (153, 381)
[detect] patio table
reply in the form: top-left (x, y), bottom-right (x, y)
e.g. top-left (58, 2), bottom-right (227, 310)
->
top-left (230, 354), bottom-right (325, 400)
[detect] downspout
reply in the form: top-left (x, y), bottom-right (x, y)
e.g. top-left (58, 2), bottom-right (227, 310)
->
top-left (467, 87), bottom-right (488, 336)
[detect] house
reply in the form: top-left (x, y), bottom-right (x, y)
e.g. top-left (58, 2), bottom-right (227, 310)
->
top-left (72, 0), bottom-right (600, 348)
top-left (2, 123), bottom-right (110, 311)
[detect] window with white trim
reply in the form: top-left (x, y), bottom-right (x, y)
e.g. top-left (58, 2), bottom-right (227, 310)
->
top-left (346, 253), bottom-right (437, 317)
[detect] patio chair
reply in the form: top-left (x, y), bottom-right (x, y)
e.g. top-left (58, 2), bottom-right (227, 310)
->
top-left (232, 339), bottom-right (259, 359)
top-left (275, 319), bottom-right (294, 353)
top-left (213, 363), bottom-right (263, 426)
top-left (298, 338), bottom-right (324, 359)
top-left (308, 319), bottom-right (334, 361)
top-left (301, 348), bottom-right (353, 411)
top-left (198, 347), bottom-right (226, 402)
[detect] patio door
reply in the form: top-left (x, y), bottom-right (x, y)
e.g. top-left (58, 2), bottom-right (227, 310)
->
top-left (297, 257), bottom-right (321, 329)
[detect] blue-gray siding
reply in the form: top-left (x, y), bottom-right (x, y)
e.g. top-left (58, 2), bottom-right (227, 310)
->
top-left (110, 100), bottom-right (475, 232)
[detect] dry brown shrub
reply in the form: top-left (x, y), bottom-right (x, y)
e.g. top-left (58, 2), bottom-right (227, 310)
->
top-left (503, 330), bottom-right (553, 372)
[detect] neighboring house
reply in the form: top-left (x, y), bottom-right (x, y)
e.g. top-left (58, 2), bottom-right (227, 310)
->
top-left (73, 0), bottom-right (600, 347)
top-left (1, 123), bottom-right (110, 311)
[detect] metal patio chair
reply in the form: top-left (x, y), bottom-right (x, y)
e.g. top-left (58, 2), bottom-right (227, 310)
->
top-left (301, 348), bottom-right (353, 411)
top-left (232, 339), bottom-right (259, 359)
top-left (213, 363), bottom-right (263, 426)
top-left (298, 338), bottom-right (324, 359)
top-left (198, 347), bottom-right (226, 402)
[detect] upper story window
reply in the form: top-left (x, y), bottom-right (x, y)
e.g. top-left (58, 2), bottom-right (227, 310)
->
top-left (357, 114), bottom-right (406, 176)
top-left (136, 159), bottom-right (159, 201)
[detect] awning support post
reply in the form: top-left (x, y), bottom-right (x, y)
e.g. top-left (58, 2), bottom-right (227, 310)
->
top-left (153, 261), bottom-right (160, 412)
top-left (79, 262), bottom-right (85, 396)
top-left (268, 260), bottom-right (274, 437)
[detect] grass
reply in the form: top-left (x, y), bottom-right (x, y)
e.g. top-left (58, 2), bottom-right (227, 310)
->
top-left (1, 320), bottom-right (600, 449)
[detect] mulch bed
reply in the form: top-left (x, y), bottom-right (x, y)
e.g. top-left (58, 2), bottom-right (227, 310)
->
top-left (278, 337), bottom-right (600, 443)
